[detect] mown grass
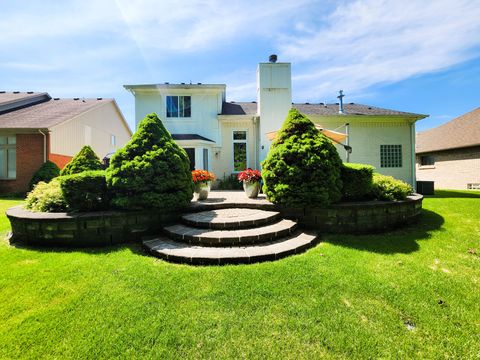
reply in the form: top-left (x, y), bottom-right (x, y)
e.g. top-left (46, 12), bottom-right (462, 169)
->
top-left (0, 191), bottom-right (479, 359)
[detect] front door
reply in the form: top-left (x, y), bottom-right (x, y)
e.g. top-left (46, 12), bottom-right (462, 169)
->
top-left (183, 148), bottom-right (195, 171)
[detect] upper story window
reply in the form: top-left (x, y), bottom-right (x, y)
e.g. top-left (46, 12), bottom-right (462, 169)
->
top-left (0, 135), bottom-right (16, 179)
top-left (420, 155), bottom-right (434, 166)
top-left (380, 144), bottom-right (402, 168)
top-left (166, 96), bottom-right (191, 118)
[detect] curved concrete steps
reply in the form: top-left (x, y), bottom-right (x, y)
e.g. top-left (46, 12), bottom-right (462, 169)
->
top-left (181, 208), bottom-right (281, 230)
top-left (143, 231), bottom-right (319, 265)
top-left (164, 219), bottom-right (297, 247)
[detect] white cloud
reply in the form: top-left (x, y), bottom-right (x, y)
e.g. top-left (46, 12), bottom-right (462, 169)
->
top-left (279, 0), bottom-right (480, 101)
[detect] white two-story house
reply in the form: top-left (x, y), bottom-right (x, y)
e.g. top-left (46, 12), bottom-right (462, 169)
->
top-left (124, 56), bottom-right (427, 186)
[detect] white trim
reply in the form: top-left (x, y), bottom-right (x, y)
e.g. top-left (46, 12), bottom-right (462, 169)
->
top-left (232, 129), bottom-right (248, 173)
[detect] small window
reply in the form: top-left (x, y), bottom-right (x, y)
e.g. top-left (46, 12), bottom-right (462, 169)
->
top-left (420, 155), bottom-right (434, 166)
top-left (380, 145), bottom-right (402, 168)
top-left (233, 131), bottom-right (247, 172)
top-left (111, 135), bottom-right (116, 146)
top-left (0, 135), bottom-right (16, 179)
top-left (203, 148), bottom-right (209, 171)
top-left (166, 96), bottom-right (191, 118)
top-left (467, 183), bottom-right (480, 189)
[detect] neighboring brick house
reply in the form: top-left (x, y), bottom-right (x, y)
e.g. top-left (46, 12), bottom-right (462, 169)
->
top-left (416, 107), bottom-right (480, 190)
top-left (0, 92), bottom-right (132, 193)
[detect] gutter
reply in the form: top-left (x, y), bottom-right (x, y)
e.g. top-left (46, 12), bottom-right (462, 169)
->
top-left (38, 129), bottom-right (47, 163)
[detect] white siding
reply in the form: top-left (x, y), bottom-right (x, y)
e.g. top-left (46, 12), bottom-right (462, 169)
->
top-left (50, 101), bottom-right (131, 158)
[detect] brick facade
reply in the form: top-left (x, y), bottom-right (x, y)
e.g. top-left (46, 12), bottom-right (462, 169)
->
top-left (416, 146), bottom-right (480, 190)
top-left (0, 133), bottom-right (50, 194)
top-left (49, 153), bottom-right (72, 169)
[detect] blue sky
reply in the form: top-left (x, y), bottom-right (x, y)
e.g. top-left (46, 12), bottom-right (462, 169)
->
top-left (1, 0), bottom-right (479, 132)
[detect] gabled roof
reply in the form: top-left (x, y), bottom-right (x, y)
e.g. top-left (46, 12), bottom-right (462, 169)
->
top-left (0, 92), bottom-right (114, 129)
top-left (220, 101), bottom-right (426, 118)
top-left (416, 107), bottom-right (480, 153)
top-left (172, 134), bottom-right (214, 142)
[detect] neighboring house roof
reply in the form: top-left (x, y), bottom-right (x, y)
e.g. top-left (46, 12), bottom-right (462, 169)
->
top-left (172, 134), bottom-right (214, 142)
top-left (0, 92), bottom-right (115, 129)
top-left (220, 101), bottom-right (425, 118)
top-left (416, 107), bottom-right (480, 154)
top-left (0, 91), bottom-right (51, 114)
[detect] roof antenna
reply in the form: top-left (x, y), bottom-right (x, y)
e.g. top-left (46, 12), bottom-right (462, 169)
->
top-left (337, 90), bottom-right (345, 114)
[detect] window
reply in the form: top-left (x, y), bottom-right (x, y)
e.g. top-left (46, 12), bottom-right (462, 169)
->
top-left (380, 145), bottom-right (402, 168)
top-left (203, 148), bottom-right (209, 171)
top-left (0, 135), bottom-right (16, 179)
top-left (166, 96), bottom-right (191, 117)
top-left (233, 130), bottom-right (247, 172)
top-left (111, 134), bottom-right (116, 146)
top-left (420, 155), bottom-right (434, 166)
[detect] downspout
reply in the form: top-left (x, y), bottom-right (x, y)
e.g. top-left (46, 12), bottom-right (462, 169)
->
top-left (38, 129), bottom-right (47, 163)
top-left (345, 123), bottom-right (350, 162)
top-left (410, 122), bottom-right (416, 192)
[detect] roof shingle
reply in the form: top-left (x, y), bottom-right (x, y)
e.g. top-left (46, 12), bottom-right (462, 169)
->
top-left (416, 107), bottom-right (480, 153)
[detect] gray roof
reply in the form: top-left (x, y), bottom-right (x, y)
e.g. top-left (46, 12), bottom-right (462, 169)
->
top-left (0, 92), bottom-right (113, 129)
top-left (172, 134), bottom-right (214, 142)
top-left (416, 107), bottom-right (480, 153)
top-left (220, 101), bottom-right (426, 118)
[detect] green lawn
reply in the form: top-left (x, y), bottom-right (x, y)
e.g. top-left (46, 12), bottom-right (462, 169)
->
top-left (0, 191), bottom-right (479, 359)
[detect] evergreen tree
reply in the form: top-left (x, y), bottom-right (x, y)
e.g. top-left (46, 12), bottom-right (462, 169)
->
top-left (106, 113), bottom-right (193, 210)
top-left (261, 108), bottom-right (343, 207)
top-left (60, 145), bottom-right (103, 176)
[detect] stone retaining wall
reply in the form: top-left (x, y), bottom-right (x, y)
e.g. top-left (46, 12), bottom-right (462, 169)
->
top-left (6, 206), bottom-right (181, 247)
top-left (277, 194), bottom-right (423, 234)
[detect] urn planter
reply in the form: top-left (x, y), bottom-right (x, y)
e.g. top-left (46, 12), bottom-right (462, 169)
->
top-left (194, 181), bottom-right (211, 200)
top-left (243, 180), bottom-right (260, 198)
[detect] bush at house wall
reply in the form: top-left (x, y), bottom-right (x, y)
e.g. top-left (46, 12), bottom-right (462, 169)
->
top-left (341, 163), bottom-right (375, 201)
top-left (28, 161), bottom-right (60, 190)
top-left (371, 173), bottom-right (413, 201)
top-left (60, 170), bottom-right (109, 211)
top-left (106, 113), bottom-right (193, 210)
top-left (261, 108), bottom-right (343, 207)
top-left (60, 145), bottom-right (103, 176)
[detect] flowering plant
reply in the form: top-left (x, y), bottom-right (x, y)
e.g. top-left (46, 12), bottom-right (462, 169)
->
top-left (237, 168), bottom-right (262, 182)
top-left (192, 170), bottom-right (216, 183)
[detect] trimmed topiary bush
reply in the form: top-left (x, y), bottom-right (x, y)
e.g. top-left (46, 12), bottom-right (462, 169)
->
top-left (371, 173), bottom-right (413, 201)
top-left (28, 161), bottom-right (60, 190)
top-left (25, 179), bottom-right (67, 212)
top-left (341, 163), bottom-right (375, 201)
top-left (60, 145), bottom-right (103, 176)
top-left (106, 113), bottom-right (193, 210)
top-left (59, 170), bottom-right (109, 211)
top-left (261, 108), bottom-right (343, 207)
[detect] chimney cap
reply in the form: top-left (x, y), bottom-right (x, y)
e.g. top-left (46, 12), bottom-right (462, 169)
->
top-left (269, 54), bottom-right (277, 63)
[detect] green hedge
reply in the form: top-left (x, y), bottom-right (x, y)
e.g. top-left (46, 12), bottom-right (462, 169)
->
top-left (106, 113), bottom-right (193, 210)
top-left (59, 170), bottom-right (109, 211)
top-left (341, 163), bottom-right (375, 201)
top-left (28, 161), bottom-right (60, 190)
top-left (261, 108), bottom-right (343, 207)
top-left (25, 179), bottom-right (67, 212)
top-left (60, 145), bottom-right (103, 176)
top-left (371, 173), bottom-right (413, 201)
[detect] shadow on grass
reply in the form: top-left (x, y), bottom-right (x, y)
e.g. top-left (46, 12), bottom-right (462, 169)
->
top-left (324, 209), bottom-right (445, 254)
top-left (426, 190), bottom-right (480, 199)
top-left (9, 239), bottom-right (147, 257)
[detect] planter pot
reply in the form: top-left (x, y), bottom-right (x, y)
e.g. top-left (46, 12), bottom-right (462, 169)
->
top-left (243, 180), bottom-right (260, 198)
top-left (194, 181), bottom-right (211, 200)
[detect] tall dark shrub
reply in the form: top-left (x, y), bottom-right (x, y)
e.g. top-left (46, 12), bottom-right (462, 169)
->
top-left (60, 145), bottom-right (103, 176)
top-left (261, 108), bottom-right (343, 207)
top-left (106, 113), bottom-right (193, 210)
top-left (29, 160), bottom-right (60, 190)
top-left (341, 163), bottom-right (375, 201)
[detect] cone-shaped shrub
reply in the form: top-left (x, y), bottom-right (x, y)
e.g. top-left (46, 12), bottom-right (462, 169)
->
top-left (106, 113), bottom-right (193, 210)
top-left (261, 108), bottom-right (343, 207)
top-left (60, 145), bottom-right (103, 176)
top-left (29, 160), bottom-right (60, 190)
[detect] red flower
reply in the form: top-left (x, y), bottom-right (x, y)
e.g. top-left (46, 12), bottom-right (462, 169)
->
top-left (192, 170), bottom-right (216, 183)
top-left (237, 168), bottom-right (262, 182)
